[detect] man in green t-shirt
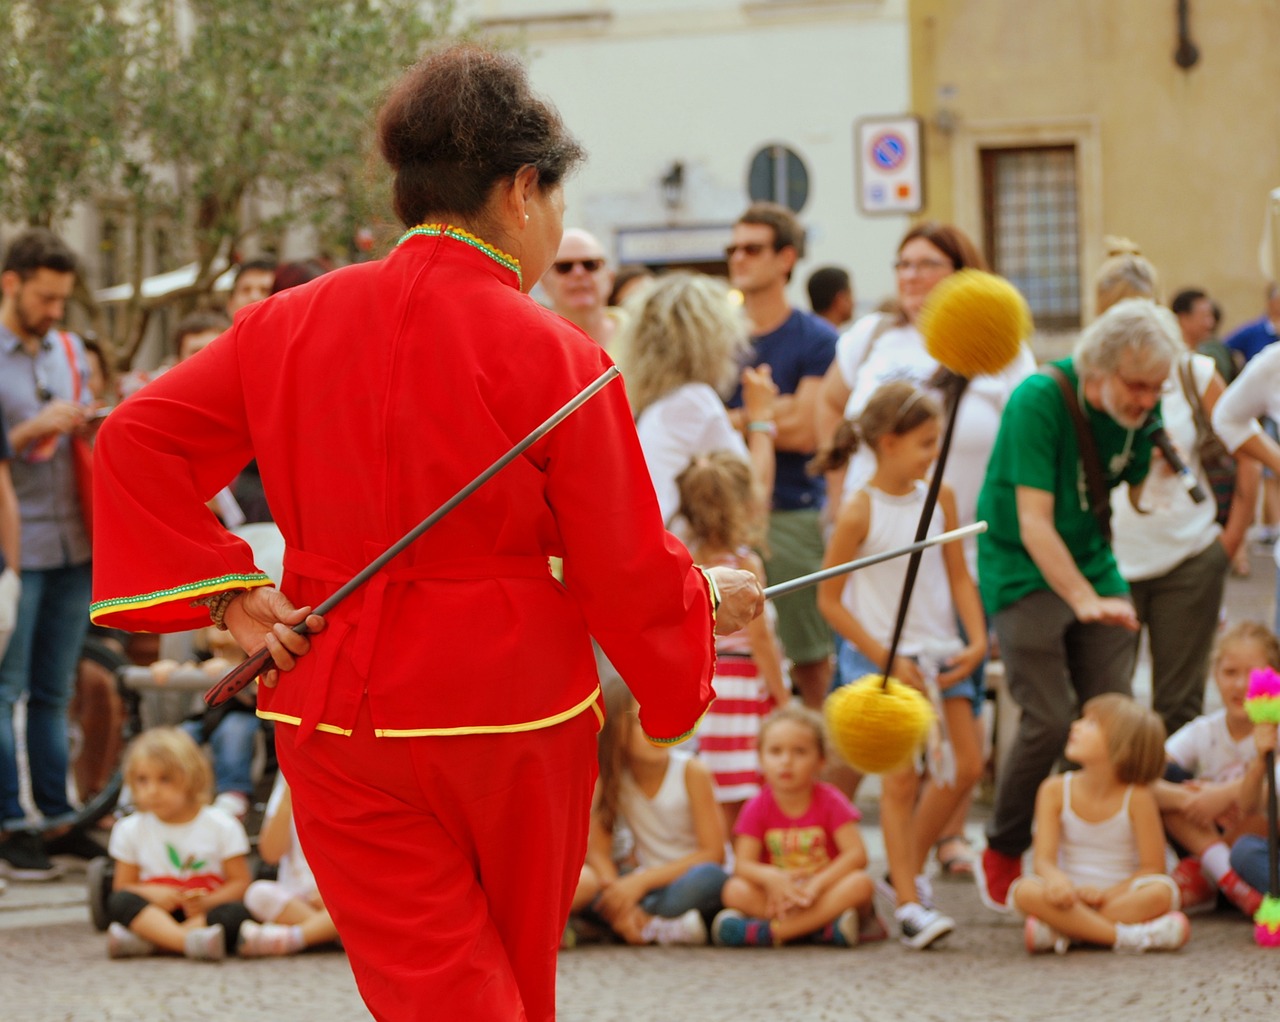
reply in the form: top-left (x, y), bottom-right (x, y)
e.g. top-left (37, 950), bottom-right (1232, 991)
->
top-left (974, 299), bottom-right (1183, 912)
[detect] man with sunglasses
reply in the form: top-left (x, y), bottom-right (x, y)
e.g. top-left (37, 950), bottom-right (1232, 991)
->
top-left (0, 228), bottom-right (99, 880)
top-left (725, 202), bottom-right (838, 710)
top-left (539, 228), bottom-right (621, 350)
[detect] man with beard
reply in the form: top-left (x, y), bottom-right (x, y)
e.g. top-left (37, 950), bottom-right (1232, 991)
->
top-left (0, 229), bottom-right (95, 879)
top-left (974, 298), bottom-right (1183, 912)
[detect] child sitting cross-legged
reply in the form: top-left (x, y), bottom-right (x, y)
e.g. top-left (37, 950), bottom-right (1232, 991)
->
top-left (105, 727), bottom-right (252, 961)
top-left (239, 773), bottom-right (342, 956)
top-left (712, 704), bottom-right (880, 947)
top-left (1156, 622), bottom-right (1279, 916)
top-left (583, 677), bottom-right (729, 946)
top-left (1011, 694), bottom-right (1189, 954)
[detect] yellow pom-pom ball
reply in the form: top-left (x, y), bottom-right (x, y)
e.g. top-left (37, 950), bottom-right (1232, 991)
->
top-left (824, 674), bottom-right (935, 775)
top-left (917, 269), bottom-right (1031, 379)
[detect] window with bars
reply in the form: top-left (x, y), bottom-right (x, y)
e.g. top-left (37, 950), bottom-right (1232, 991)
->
top-left (980, 145), bottom-right (1081, 331)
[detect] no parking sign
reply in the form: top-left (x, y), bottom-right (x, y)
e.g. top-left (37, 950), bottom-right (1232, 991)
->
top-left (856, 116), bottom-right (923, 214)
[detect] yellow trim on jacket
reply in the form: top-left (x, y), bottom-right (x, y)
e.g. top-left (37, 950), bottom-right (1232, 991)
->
top-left (258, 685), bottom-right (605, 738)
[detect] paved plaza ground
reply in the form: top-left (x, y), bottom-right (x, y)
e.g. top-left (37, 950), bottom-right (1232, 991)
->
top-left (1, 546), bottom-right (1275, 1020)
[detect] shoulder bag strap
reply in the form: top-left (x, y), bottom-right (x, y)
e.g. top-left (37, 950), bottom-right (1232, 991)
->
top-left (1178, 354), bottom-right (1214, 441)
top-left (1042, 363), bottom-right (1112, 543)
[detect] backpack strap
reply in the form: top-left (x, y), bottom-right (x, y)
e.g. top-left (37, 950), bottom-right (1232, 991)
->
top-left (1042, 364), bottom-right (1112, 543)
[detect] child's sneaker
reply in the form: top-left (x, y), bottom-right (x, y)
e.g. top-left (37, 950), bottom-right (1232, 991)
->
top-left (1171, 857), bottom-right (1216, 914)
top-left (1024, 915), bottom-right (1069, 955)
top-left (183, 922), bottom-right (227, 961)
top-left (1217, 869), bottom-right (1263, 916)
top-left (640, 908), bottom-right (707, 946)
top-left (238, 919), bottom-right (304, 957)
top-left (1113, 911), bottom-right (1191, 953)
top-left (874, 874), bottom-right (937, 911)
top-left (107, 922), bottom-right (155, 959)
top-left (711, 909), bottom-right (774, 947)
top-left (975, 847), bottom-right (1020, 913)
top-left (896, 901), bottom-right (955, 949)
top-left (814, 909), bottom-right (861, 948)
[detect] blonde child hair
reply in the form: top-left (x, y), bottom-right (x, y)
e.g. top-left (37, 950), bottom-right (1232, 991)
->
top-left (758, 703), bottom-right (826, 759)
top-left (1094, 236), bottom-right (1160, 315)
top-left (1080, 694), bottom-right (1166, 785)
top-left (124, 727), bottom-right (214, 807)
top-left (1212, 621), bottom-right (1280, 672)
top-left (676, 450), bottom-right (763, 554)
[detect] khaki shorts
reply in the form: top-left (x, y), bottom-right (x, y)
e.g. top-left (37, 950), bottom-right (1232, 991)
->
top-left (764, 508), bottom-right (834, 667)
top-left (1008, 872), bottom-right (1181, 915)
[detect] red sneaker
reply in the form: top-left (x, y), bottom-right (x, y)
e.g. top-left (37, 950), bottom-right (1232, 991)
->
top-left (1171, 857), bottom-right (1216, 915)
top-left (1217, 868), bottom-right (1263, 916)
top-left (976, 847), bottom-right (1021, 913)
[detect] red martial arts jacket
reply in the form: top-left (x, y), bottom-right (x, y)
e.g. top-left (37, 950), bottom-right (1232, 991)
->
top-left (90, 228), bottom-right (716, 744)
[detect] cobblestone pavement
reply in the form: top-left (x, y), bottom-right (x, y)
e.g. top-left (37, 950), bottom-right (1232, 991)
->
top-left (1, 549), bottom-right (1275, 1021)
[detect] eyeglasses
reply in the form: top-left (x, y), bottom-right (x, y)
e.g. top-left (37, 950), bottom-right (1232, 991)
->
top-left (724, 243), bottom-right (773, 259)
top-left (33, 363), bottom-right (52, 403)
top-left (1114, 373), bottom-right (1170, 398)
top-left (551, 259), bottom-right (605, 275)
top-left (893, 258), bottom-right (952, 275)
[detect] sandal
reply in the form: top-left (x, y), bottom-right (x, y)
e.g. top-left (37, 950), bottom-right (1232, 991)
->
top-left (935, 835), bottom-right (975, 878)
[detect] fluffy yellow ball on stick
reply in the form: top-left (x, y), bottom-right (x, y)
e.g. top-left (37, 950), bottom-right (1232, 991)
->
top-left (917, 268), bottom-right (1030, 378)
top-left (825, 674), bottom-right (935, 775)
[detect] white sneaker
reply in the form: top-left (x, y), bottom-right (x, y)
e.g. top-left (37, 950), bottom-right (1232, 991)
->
top-left (1113, 912), bottom-right (1191, 953)
top-left (896, 902), bottom-right (955, 950)
top-left (107, 922), bottom-right (155, 959)
top-left (1024, 916), bottom-right (1069, 955)
top-left (184, 922), bottom-right (227, 961)
top-left (238, 920), bottom-right (302, 957)
top-left (875, 875), bottom-right (937, 911)
top-left (641, 908), bottom-right (707, 946)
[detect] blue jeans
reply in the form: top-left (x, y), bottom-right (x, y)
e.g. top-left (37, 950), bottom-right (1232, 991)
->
top-left (636, 862), bottom-right (728, 919)
top-left (833, 643), bottom-right (984, 716)
top-left (0, 562), bottom-right (93, 825)
top-left (181, 712), bottom-right (260, 796)
top-left (1229, 834), bottom-right (1270, 895)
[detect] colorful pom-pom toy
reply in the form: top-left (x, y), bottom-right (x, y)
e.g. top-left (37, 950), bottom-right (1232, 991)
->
top-left (1246, 667), bottom-right (1280, 724)
top-left (1255, 896), bottom-right (1280, 947)
top-left (917, 269), bottom-right (1031, 379)
top-left (825, 674), bottom-right (934, 775)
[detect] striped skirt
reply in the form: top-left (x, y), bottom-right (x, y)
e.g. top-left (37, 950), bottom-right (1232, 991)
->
top-left (698, 652), bottom-right (775, 804)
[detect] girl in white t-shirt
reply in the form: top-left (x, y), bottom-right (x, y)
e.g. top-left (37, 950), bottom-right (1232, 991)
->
top-left (584, 678), bottom-right (728, 946)
top-left (1155, 621), bottom-right (1280, 915)
top-left (105, 727), bottom-right (251, 961)
top-left (814, 381), bottom-right (986, 949)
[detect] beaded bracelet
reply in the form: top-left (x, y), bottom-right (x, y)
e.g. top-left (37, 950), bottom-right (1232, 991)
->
top-left (192, 590), bottom-right (244, 631)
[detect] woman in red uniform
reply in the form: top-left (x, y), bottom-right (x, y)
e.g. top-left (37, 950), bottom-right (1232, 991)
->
top-left (90, 45), bottom-right (762, 1021)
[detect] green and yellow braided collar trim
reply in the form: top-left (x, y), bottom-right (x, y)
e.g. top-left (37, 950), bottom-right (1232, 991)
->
top-left (90, 572), bottom-right (274, 621)
top-left (397, 223), bottom-right (522, 290)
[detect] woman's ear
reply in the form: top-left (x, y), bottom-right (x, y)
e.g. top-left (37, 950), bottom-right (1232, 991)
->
top-left (510, 165), bottom-right (540, 229)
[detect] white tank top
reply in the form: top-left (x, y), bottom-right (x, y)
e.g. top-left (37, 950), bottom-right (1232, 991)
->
top-left (618, 752), bottom-right (699, 869)
top-left (840, 481), bottom-right (959, 657)
top-left (1058, 772), bottom-right (1139, 888)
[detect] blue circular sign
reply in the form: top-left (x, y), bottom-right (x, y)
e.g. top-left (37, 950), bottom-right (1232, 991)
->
top-left (870, 132), bottom-right (908, 172)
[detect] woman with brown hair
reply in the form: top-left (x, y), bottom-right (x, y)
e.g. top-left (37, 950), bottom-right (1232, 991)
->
top-left (89, 44), bottom-right (762, 1021)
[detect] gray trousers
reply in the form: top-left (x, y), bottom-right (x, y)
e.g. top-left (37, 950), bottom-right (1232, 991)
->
top-left (1129, 539), bottom-right (1229, 739)
top-left (986, 588), bottom-right (1138, 857)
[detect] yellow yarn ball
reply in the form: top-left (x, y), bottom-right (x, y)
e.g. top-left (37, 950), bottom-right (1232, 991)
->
top-left (918, 269), bottom-right (1031, 378)
top-left (824, 674), bottom-right (935, 775)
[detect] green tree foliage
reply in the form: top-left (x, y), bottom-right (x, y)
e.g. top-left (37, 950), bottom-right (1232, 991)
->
top-left (0, 1), bottom-right (128, 226)
top-left (3, 0), bottom-right (455, 359)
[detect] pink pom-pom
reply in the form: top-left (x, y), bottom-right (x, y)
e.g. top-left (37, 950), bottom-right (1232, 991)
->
top-left (1254, 922), bottom-right (1280, 947)
top-left (1248, 667), bottom-right (1280, 701)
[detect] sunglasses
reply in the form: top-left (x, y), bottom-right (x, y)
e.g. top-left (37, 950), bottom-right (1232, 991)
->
top-left (551, 259), bottom-right (605, 275)
top-left (724, 243), bottom-right (773, 259)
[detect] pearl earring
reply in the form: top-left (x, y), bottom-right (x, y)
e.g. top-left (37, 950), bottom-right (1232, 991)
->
top-left (525, 214), bottom-right (530, 223)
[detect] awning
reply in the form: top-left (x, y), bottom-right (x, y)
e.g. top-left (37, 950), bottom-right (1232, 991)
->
top-left (95, 262), bottom-right (237, 303)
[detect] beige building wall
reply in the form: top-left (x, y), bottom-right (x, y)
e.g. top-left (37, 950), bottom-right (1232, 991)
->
top-left (910, 0), bottom-right (1280, 331)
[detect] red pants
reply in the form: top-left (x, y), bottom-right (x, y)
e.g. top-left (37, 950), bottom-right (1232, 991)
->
top-left (276, 701), bottom-right (598, 1022)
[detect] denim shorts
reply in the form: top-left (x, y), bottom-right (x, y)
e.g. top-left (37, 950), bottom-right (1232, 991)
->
top-left (832, 642), bottom-right (984, 718)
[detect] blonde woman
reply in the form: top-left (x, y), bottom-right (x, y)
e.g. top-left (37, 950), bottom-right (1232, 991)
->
top-left (616, 272), bottom-right (778, 527)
